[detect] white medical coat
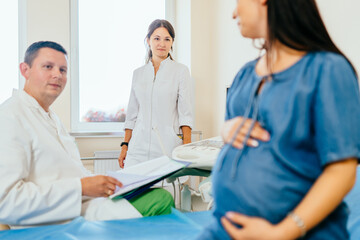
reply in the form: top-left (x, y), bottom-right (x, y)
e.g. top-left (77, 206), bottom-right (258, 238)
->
top-left (0, 90), bottom-right (140, 226)
top-left (124, 58), bottom-right (193, 166)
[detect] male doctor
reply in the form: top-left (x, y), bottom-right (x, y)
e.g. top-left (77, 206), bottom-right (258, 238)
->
top-left (0, 41), bottom-right (173, 227)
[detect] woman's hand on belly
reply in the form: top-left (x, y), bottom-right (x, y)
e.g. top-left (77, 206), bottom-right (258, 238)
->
top-left (222, 117), bottom-right (270, 149)
top-left (221, 212), bottom-right (284, 240)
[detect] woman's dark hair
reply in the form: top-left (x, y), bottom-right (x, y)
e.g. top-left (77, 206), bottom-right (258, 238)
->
top-left (145, 19), bottom-right (175, 63)
top-left (265, 0), bottom-right (357, 75)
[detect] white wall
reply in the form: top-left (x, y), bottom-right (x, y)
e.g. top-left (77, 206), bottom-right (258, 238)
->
top-left (25, 0), bottom-right (360, 156)
top-left (185, 0), bottom-right (360, 138)
top-left (206, 0), bottom-right (259, 137)
top-left (316, 0), bottom-right (360, 74)
top-left (175, 0), bottom-right (258, 138)
top-left (26, 0), bottom-right (71, 128)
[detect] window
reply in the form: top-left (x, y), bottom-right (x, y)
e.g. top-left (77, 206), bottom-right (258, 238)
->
top-left (71, 0), bottom-right (175, 133)
top-left (0, 0), bottom-right (26, 104)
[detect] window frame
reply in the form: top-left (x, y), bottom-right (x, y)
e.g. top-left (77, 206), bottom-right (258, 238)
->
top-left (18, 0), bottom-right (27, 89)
top-left (0, 0), bottom-right (27, 102)
top-left (70, 0), bottom-right (176, 134)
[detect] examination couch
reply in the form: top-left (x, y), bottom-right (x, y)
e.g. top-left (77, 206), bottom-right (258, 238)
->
top-left (0, 210), bottom-right (212, 240)
top-left (1, 166), bottom-right (360, 240)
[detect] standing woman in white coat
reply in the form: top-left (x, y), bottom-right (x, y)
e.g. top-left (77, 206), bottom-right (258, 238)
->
top-left (118, 19), bottom-right (193, 168)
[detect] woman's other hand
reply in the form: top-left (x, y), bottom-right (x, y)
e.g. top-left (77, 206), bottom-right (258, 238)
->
top-left (221, 212), bottom-right (283, 240)
top-left (81, 175), bottom-right (123, 198)
top-left (222, 117), bottom-right (270, 149)
top-left (118, 145), bottom-right (128, 168)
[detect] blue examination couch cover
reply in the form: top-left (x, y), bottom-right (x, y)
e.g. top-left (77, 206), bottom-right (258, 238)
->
top-left (0, 209), bottom-right (211, 240)
top-left (1, 166), bottom-right (360, 240)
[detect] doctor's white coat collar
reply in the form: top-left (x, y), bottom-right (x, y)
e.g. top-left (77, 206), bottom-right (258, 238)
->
top-left (15, 89), bottom-right (52, 113)
top-left (14, 89), bottom-right (57, 125)
top-left (147, 56), bottom-right (172, 69)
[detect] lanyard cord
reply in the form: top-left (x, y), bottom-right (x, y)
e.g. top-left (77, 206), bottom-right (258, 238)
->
top-left (217, 79), bottom-right (261, 172)
top-left (230, 96), bottom-right (259, 179)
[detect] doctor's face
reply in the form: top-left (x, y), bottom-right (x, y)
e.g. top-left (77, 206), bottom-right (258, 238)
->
top-left (233, 0), bottom-right (268, 39)
top-left (147, 27), bottom-right (173, 61)
top-left (21, 47), bottom-right (68, 111)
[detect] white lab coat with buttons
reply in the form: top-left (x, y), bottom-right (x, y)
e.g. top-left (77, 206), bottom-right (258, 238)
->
top-left (124, 57), bottom-right (193, 167)
top-left (0, 90), bottom-right (141, 226)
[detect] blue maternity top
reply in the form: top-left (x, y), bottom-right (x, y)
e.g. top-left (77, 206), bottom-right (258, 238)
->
top-left (198, 52), bottom-right (360, 239)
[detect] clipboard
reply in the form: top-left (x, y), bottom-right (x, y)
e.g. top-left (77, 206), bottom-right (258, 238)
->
top-left (107, 156), bottom-right (190, 200)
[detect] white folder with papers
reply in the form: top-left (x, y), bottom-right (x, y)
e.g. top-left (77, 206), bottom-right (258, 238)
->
top-left (107, 156), bottom-right (188, 199)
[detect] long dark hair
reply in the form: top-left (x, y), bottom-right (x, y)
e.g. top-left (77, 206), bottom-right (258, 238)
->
top-left (145, 19), bottom-right (175, 63)
top-left (265, 0), bottom-right (357, 75)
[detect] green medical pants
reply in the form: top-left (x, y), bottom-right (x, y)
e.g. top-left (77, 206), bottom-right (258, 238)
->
top-left (129, 188), bottom-right (175, 217)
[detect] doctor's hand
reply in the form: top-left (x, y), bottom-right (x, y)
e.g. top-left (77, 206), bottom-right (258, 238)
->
top-left (222, 117), bottom-right (270, 149)
top-left (118, 146), bottom-right (128, 168)
top-left (81, 175), bottom-right (123, 198)
top-left (221, 212), bottom-right (284, 240)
